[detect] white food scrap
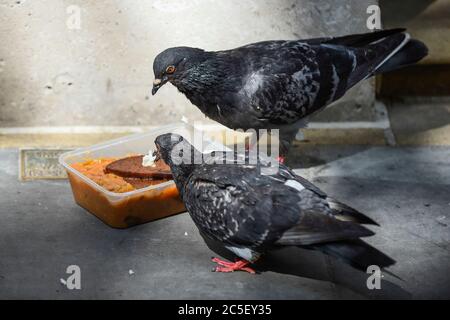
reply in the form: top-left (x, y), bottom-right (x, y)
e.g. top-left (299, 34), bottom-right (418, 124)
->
top-left (142, 150), bottom-right (157, 167)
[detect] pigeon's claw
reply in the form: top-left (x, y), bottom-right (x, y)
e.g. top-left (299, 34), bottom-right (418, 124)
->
top-left (211, 257), bottom-right (256, 274)
top-left (211, 257), bottom-right (235, 267)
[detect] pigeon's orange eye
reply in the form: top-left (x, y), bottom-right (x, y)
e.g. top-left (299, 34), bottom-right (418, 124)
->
top-left (166, 66), bottom-right (176, 74)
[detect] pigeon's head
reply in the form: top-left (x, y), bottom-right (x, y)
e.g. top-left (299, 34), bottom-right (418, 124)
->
top-left (152, 47), bottom-right (207, 95)
top-left (154, 133), bottom-right (191, 165)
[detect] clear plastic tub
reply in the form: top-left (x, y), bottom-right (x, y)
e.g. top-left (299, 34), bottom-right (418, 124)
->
top-left (59, 123), bottom-right (228, 229)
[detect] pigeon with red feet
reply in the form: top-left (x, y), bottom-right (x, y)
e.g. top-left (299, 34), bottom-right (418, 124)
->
top-left (151, 29), bottom-right (427, 161)
top-left (154, 133), bottom-right (395, 274)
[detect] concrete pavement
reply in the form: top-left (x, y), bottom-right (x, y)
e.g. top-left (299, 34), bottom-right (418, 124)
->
top-left (0, 145), bottom-right (449, 299)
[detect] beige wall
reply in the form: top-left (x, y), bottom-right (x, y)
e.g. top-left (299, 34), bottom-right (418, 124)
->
top-left (0, 0), bottom-right (377, 128)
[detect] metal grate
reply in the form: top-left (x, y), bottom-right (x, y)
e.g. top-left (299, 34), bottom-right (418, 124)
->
top-left (19, 148), bottom-right (72, 180)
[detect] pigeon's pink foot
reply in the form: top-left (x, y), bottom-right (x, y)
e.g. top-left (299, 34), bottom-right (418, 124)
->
top-left (277, 156), bottom-right (286, 164)
top-left (211, 257), bottom-right (256, 274)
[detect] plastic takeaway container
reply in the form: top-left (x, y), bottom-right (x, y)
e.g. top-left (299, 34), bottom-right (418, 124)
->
top-left (59, 123), bottom-right (228, 229)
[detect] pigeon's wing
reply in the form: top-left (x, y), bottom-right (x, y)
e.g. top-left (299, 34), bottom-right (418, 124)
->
top-left (202, 154), bottom-right (377, 226)
top-left (267, 165), bottom-right (378, 246)
top-left (312, 28), bottom-right (426, 79)
top-left (276, 164), bottom-right (378, 225)
top-left (185, 165), bottom-right (299, 247)
top-left (236, 29), bottom-right (417, 125)
top-left (185, 164), bottom-right (374, 249)
top-left (236, 41), bottom-right (324, 125)
top-left (275, 165), bottom-right (327, 197)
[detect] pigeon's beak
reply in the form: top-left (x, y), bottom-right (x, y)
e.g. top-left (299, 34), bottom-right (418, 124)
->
top-left (152, 149), bottom-right (161, 162)
top-left (152, 79), bottom-right (162, 96)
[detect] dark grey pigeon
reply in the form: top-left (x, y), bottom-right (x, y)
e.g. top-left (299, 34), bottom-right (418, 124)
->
top-left (154, 133), bottom-right (395, 274)
top-left (152, 29), bottom-right (428, 160)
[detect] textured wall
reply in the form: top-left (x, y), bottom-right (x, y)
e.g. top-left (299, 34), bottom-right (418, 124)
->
top-left (0, 0), bottom-right (377, 127)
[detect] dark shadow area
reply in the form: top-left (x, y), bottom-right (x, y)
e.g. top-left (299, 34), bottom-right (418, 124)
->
top-left (200, 232), bottom-right (410, 299)
top-left (302, 175), bottom-right (450, 299)
top-left (379, 65), bottom-right (450, 97)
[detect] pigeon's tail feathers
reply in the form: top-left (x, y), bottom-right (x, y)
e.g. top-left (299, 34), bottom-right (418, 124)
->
top-left (310, 239), bottom-right (396, 272)
top-left (346, 31), bottom-right (411, 88)
top-left (326, 197), bottom-right (379, 226)
top-left (375, 38), bottom-right (428, 74)
top-left (371, 32), bottom-right (411, 75)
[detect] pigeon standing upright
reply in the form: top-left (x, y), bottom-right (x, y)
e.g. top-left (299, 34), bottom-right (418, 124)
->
top-left (154, 133), bottom-right (395, 274)
top-left (151, 29), bottom-right (428, 162)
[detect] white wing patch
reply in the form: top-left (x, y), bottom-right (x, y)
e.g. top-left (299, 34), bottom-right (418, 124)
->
top-left (225, 246), bottom-right (260, 262)
top-left (284, 179), bottom-right (305, 192)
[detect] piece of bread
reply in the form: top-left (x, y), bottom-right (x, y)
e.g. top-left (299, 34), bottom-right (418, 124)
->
top-left (105, 155), bottom-right (172, 180)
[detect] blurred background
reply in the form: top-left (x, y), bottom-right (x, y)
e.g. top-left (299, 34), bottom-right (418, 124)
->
top-left (0, 0), bottom-right (449, 300)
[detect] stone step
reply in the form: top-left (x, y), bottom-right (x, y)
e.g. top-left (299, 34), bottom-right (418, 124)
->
top-left (386, 100), bottom-right (450, 146)
top-left (378, 65), bottom-right (450, 96)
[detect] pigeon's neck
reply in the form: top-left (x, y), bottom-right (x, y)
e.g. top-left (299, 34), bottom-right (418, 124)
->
top-left (166, 147), bottom-right (203, 195)
top-left (168, 161), bottom-right (199, 200)
top-left (170, 162), bottom-right (192, 185)
top-left (173, 53), bottom-right (227, 95)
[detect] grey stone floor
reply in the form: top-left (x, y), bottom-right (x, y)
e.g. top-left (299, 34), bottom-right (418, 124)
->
top-left (0, 146), bottom-right (449, 299)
